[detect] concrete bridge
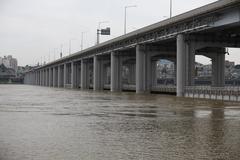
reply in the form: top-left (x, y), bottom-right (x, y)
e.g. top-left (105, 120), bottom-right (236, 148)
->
top-left (24, 0), bottom-right (240, 98)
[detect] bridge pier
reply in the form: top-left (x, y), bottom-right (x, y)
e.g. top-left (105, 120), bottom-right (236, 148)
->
top-left (71, 62), bottom-right (77, 89)
top-left (76, 62), bottom-right (81, 88)
top-left (52, 67), bottom-right (56, 87)
top-left (81, 59), bottom-right (90, 89)
top-left (212, 52), bottom-right (225, 87)
top-left (58, 65), bottom-right (63, 88)
top-left (94, 56), bottom-right (105, 91)
top-left (41, 70), bottom-right (44, 86)
top-left (176, 34), bottom-right (196, 97)
top-left (177, 34), bottom-right (186, 97)
top-left (103, 62), bottom-right (111, 89)
top-left (136, 45), bottom-right (152, 93)
top-left (63, 64), bottom-right (67, 88)
top-left (48, 68), bottom-right (52, 87)
top-left (47, 69), bottom-right (49, 86)
top-left (151, 60), bottom-right (157, 87)
top-left (43, 69), bottom-right (46, 86)
top-left (111, 52), bottom-right (122, 92)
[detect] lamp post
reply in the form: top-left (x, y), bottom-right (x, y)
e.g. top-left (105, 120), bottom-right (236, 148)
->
top-left (97, 21), bottom-right (109, 44)
top-left (124, 5), bottom-right (137, 34)
top-left (170, 0), bottom-right (172, 18)
top-left (81, 32), bottom-right (87, 51)
top-left (69, 39), bottom-right (75, 55)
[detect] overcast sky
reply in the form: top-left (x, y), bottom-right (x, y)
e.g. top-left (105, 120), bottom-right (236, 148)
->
top-left (0, 0), bottom-right (239, 66)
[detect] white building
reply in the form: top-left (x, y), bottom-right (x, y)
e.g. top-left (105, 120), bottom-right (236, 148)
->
top-left (0, 55), bottom-right (18, 72)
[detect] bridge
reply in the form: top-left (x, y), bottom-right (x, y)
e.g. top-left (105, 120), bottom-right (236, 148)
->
top-left (24, 0), bottom-right (240, 100)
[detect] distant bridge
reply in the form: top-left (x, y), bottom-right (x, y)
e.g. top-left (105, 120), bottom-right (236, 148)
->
top-left (24, 0), bottom-right (240, 101)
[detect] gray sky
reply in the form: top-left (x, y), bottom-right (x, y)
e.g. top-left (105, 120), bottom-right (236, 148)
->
top-left (1, 0), bottom-right (239, 66)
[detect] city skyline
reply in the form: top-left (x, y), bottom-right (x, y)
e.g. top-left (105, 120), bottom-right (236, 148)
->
top-left (1, 0), bottom-right (239, 66)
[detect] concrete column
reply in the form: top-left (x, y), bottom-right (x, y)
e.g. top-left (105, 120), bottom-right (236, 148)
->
top-left (177, 34), bottom-right (186, 97)
top-left (76, 63), bottom-right (81, 88)
top-left (46, 69), bottom-right (48, 86)
top-left (42, 70), bottom-right (45, 86)
top-left (136, 45), bottom-right (144, 93)
top-left (49, 68), bottom-right (52, 87)
top-left (58, 65), bottom-right (61, 87)
top-left (53, 67), bottom-right (56, 87)
top-left (43, 70), bottom-right (45, 86)
top-left (151, 61), bottom-right (157, 87)
top-left (63, 63), bottom-right (67, 88)
top-left (34, 72), bottom-right (37, 85)
top-left (212, 52), bottom-right (225, 87)
top-left (186, 43), bottom-right (195, 86)
top-left (81, 60), bottom-right (88, 89)
top-left (45, 69), bottom-right (48, 86)
top-left (174, 62), bottom-right (177, 85)
top-left (71, 62), bottom-right (77, 88)
top-left (93, 55), bottom-right (104, 91)
top-left (111, 52), bottom-right (122, 92)
top-left (41, 70), bottom-right (43, 86)
top-left (136, 45), bottom-right (152, 93)
top-left (39, 71), bottom-right (42, 86)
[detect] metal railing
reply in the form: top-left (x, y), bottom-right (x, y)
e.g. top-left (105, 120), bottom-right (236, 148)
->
top-left (152, 85), bottom-right (176, 93)
top-left (185, 86), bottom-right (240, 101)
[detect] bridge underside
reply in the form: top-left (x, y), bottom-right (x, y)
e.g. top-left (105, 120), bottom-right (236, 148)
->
top-left (24, 1), bottom-right (240, 100)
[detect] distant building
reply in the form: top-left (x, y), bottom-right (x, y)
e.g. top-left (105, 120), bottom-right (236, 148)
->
top-left (232, 65), bottom-right (240, 79)
top-left (0, 55), bottom-right (18, 72)
top-left (157, 60), bottom-right (175, 79)
top-left (0, 64), bottom-right (16, 83)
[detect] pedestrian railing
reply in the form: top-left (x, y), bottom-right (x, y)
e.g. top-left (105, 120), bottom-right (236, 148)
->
top-left (152, 85), bottom-right (176, 93)
top-left (185, 86), bottom-right (240, 101)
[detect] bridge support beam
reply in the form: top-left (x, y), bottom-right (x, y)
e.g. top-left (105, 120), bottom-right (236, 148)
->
top-left (136, 45), bottom-right (152, 93)
top-left (53, 67), bottom-right (56, 87)
top-left (76, 62), bottom-right (81, 88)
top-left (151, 61), bottom-right (157, 87)
top-left (94, 55), bottom-right (104, 91)
top-left (39, 70), bottom-right (42, 86)
top-left (71, 62), bottom-right (77, 89)
top-left (63, 64), bottom-right (67, 88)
top-left (43, 70), bottom-right (45, 86)
top-left (43, 70), bottom-right (46, 86)
top-left (49, 68), bottom-right (52, 87)
top-left (212, 52), bottom-right (225, 87)
top-left (81, 60), bottom-right (89, 89)
top-left (177, 34), bottom-right (186, 97)
top-left (58, 65), bottom-right (62, 88)
top-left (42, 70), bottom-right (44, 86)
top-left (46, 69), bottom-right (49, 86)
top-left (111, 52), bottom-right (122, 92)
top-left (177, 34), bottom-right (195, 97)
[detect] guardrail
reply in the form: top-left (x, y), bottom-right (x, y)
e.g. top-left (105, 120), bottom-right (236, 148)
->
top-left (185, 86), bottom-right (240, 101)
top-left (152, 85), bottom-right (176, 93)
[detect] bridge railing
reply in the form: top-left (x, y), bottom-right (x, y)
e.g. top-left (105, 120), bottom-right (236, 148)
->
top-left (152, 85), bottom-right (176, 93)
top-left (185, 86), bottom-right (240, 101)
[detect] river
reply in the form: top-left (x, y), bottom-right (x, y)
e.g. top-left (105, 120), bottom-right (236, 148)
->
top-left (0, 85), bottom-right (240, 160)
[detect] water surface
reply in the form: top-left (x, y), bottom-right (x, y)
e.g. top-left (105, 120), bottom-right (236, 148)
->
top-left (0, 85), bottom-right (240, 160)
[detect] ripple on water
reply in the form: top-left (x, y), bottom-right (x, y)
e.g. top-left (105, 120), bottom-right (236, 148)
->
top-left (0, 85), bottom-right (240, 160)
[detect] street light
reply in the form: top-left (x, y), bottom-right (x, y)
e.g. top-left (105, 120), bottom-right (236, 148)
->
top-left (81, 31), bottom-right (87, 51)
top-left (69, 39), bottom-right (75, 55)
top-left (170, 0), bottom-right (172, 18)
top-left (97, 21), bottom-right (109, 44)
top-left (124, 5), bottom-right (137, 34)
